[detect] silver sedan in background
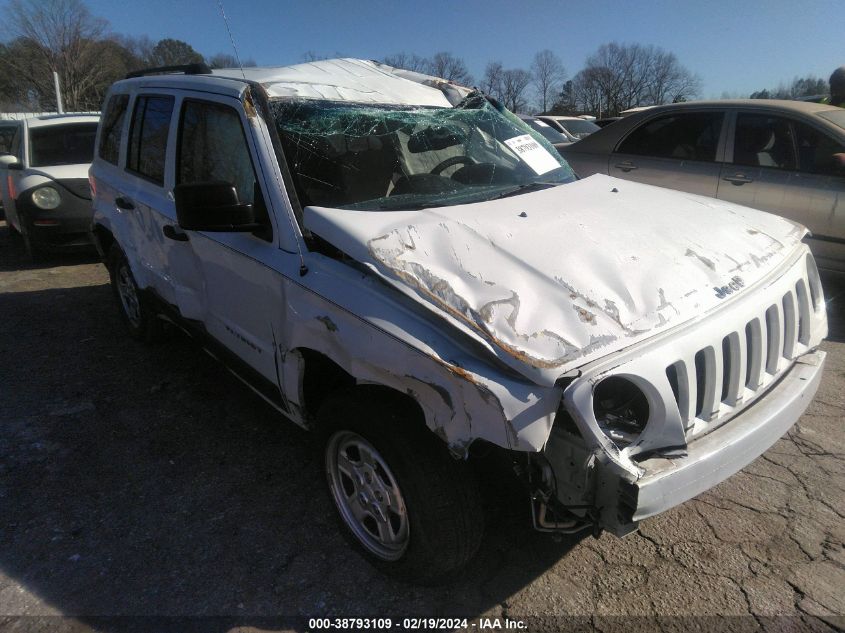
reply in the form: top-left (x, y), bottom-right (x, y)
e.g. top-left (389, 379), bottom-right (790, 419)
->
top-left (560, 100), bottom-right (845, 271)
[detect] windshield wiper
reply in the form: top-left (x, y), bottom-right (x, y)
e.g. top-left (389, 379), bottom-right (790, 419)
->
top-left (377, 201), bottom-right (444, 210)
top-left (491, 182), bottom-right (561, 200)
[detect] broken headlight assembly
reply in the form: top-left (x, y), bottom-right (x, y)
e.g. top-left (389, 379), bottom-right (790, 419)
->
top-left (593, 376), bottom-right (649, 448)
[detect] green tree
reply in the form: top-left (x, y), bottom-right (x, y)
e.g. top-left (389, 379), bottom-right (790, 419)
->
top-left (148, 38), bottom-right (203, 67)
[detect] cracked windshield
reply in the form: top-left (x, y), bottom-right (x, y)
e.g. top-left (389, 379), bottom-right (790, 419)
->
top-left (270, 94), bottom-right (576, 211)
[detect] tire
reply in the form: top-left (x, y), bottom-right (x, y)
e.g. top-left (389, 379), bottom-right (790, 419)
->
top-left (107, 244), bottom-right (164, 342)
top-left (318, 389), bottom-right (484, 584)
top-left (20, 217), bottom-right (43, 263)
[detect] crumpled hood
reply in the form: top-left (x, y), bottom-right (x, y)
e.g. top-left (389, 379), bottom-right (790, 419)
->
top-left (304, 174), bottom-right (807, 381)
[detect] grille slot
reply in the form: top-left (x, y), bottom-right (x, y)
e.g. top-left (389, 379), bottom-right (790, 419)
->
top-left (764, 305), bottom-right (781, 375)
top-left (795, 280), bottom-right (811, 344)
top-left (782, 292), bottom-right (797, 360)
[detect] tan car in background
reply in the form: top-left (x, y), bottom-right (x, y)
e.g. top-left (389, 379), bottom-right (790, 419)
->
top-left (560, 100), bottom-right (845, 271)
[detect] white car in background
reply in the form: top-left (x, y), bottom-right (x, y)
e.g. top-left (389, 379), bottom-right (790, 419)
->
top-left (538, 115), bottom-right (601, 139)
top-left (0, 114), bottom-right (99, 260)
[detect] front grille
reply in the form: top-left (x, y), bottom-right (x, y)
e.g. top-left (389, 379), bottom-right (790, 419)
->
top-left (665, 272), bottom-right (818, 433)
top-left (55, 178), bottom-right (91, 200)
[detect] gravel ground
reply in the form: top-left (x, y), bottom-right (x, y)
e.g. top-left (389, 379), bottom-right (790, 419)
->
top-left (0, 221), bottom-right (843, 633)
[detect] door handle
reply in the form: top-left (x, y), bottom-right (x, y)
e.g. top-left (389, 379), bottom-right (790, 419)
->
top-left (115, 196), bottom-right (135, 210)
top-left (614, 161), bottom-right (637, 172)
top-left (723, 174), bottom-right (753, 185)
top-left (163, 225), bottom-right (189, 241)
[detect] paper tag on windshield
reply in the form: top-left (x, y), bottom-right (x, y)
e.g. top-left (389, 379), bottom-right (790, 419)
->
top-left (535, 120), bottom-right (550, 127)
top-left (504, 135), bottom-right (559, 175)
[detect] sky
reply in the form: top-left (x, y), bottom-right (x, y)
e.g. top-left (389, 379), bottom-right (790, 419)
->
top-left (9, 0), bottom-right (845, 100)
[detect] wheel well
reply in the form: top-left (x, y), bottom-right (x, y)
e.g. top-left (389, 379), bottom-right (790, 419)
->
top-left (92, 224), bottom-right (115, 260)
top-left (299, 349), bottom-right (426, 428)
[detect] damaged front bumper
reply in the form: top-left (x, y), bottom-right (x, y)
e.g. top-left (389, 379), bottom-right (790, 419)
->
top-left (541, 349), bottom-right (825, 536)
top-left (627, 349), bottom-right (824, 524)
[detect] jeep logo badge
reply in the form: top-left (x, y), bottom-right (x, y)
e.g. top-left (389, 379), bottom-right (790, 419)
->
top-left (714, 276), bottom-right (745, 299)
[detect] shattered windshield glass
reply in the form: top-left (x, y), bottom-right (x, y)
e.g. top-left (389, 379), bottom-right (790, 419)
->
top-left (270, 93), bottom-right (576, 211)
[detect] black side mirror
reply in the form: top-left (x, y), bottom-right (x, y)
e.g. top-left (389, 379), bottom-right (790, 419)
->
top-left (174, 182), bottom-right (260, 232)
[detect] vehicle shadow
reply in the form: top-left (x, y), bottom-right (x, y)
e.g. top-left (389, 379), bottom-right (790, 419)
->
top-left (0, 222), bottom-right (99, 272)
top-left (0, 282), bottom-right (587, 633)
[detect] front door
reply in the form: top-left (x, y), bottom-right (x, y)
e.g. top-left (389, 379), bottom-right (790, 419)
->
top-left (172, 94), bottom-right (291, 391)
top-left (609, 110), bottom-right (726, 197)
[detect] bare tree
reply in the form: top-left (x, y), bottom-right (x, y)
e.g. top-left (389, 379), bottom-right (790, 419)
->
top-left (480, 61), bottom-right (504, 100)
top-left (5, 0), bottom-right (112, 110)
top-left (500, 68), bottom-right (532, 113)
top-left (382, 52), bottom-right (430, 73)
top-left (572, 42), bottom-right (699, 116)
top-left (428, 51), bottom-right (473, 85)
top-left (531, 50), bottom-right (565, 113)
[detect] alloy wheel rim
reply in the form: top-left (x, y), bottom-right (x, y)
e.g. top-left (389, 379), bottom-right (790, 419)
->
top-left (116, 264), bottom-right (142, 328)
top-left (326, 430), bottom-right (409, 560)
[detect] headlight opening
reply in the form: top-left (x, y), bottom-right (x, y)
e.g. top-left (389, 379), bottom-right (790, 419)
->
top-left (593, 376), bottom-right (650, 448)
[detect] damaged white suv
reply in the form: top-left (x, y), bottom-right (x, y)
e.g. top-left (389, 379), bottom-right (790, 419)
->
top-left (90, 59), bottom-right (827, 583)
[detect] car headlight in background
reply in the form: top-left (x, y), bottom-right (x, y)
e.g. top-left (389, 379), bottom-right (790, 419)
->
top-left (593, 376), bottom-right (649, 448)
top-left (31, 186), bottom-right (61, 210)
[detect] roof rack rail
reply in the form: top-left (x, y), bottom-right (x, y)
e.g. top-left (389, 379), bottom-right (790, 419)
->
top-left (125, 63), bottom-right (212, 79)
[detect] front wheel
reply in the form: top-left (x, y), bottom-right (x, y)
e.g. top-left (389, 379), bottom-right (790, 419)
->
top-left (319, 390), bottom-right (484, 584)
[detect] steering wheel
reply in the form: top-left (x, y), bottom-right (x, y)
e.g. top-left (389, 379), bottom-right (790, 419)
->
top-left (430, 155), bottom-right (473, 175)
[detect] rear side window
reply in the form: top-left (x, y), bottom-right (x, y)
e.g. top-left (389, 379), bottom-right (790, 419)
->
top-left (0, 125), bottom-right (18, 155)
top-left (99, 94), bottom-right (129, 165)
top-left (617, 112), bottom-right (724, 162)
top-left (127, 95), bottom-right (174, 185)
top-left (29, 123), bottom-right (98, 167)
top-left (732, 114), bottom-right (796, 170)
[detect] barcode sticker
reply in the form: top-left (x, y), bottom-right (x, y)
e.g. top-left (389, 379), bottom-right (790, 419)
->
top-left (504, 134), bottom-right (560, 175)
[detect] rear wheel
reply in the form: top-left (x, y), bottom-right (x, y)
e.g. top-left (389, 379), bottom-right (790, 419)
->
top-left (107, 244), bottom-right (163, 342)
top-left (319, 390), bottom-right (483, 584)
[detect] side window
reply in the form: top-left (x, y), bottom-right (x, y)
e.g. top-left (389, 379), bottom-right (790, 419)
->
top-left (177, 100), bottom-right (260, 207)
top-left (793, 121), bottom-right (845, 176)
top-left (99, 94), bottom-right (129, 165)
top-left (0, 125), bottom-right (16, 155)
top-left (127, 95), bottom-right (174, 185)
top-left (617, 112), bottom-right (724, 162)
top-left (733, 114), bottom-right (796, 170)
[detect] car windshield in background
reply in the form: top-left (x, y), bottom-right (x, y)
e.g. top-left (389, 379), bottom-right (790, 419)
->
top-left (270, 95), bottom-right (575, 211)
top-left (561, 119), bottom-right (601, 136)
top-left (522, 118), bottom-right (570, 144)
top-left (819, 109), bottom-right (845, 132)
top-left (28, 123), bottom-right (98, 167)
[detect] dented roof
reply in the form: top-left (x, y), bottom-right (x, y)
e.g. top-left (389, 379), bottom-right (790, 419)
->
top-left (210, 58), bottom-right (471, 106)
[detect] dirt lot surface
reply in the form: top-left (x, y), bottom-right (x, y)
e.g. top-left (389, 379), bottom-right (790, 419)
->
top-left (0, 221), bottom-right (843, 633)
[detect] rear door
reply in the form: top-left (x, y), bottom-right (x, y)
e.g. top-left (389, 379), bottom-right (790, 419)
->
top-left (609, 110), bottom-right (726, 197)
top-left (119, 91), bottom-right (204, 314)
top-left (717, 110), bottom-right (845, 270)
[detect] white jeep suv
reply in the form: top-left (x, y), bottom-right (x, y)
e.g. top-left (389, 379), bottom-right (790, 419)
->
top-left (89, 59), bottom-right (828, 583)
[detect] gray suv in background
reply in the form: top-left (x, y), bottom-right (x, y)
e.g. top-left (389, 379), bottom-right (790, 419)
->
top-left (560, 100), bottom-right (845, 271)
